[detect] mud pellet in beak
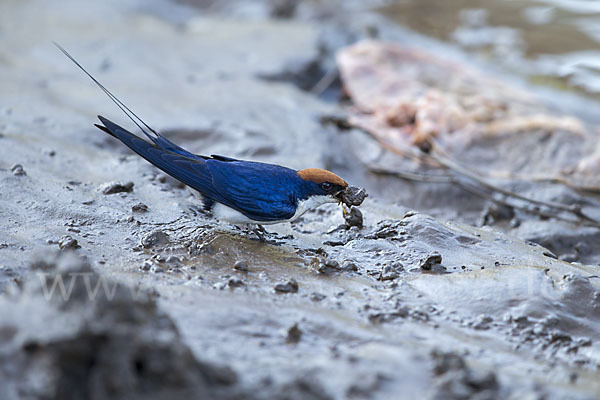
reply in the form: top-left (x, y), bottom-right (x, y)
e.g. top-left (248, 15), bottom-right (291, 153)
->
top-left (340, 186), bottom-right (368, 207)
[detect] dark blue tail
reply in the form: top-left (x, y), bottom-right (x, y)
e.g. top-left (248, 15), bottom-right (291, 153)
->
top-left (95, 116), bottom-right (219, 199)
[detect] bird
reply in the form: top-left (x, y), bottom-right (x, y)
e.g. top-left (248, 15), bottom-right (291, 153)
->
top-left (55, 43), bottom-right (349, 227)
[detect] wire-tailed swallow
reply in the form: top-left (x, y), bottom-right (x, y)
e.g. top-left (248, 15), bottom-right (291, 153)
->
top-left (56, 44), bottom-right (348, 225)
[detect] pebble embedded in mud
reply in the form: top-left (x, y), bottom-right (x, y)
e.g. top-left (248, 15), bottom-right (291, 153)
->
top-left (10, 164), bottom-right (26, 176)
top-left (139, 260), bottom-right (153, 271)
top-left (58, 235), bottom-right (80, 250)
top-left (340, 260), bottom-right (359, 272)
top-left (227, 277), bottom-right (245, 288)
top-left (99, 181), bottom-right (134, 195)
top-left (131, 202), bottom-right (149, 213)
top-left (419, 252), bottom-right (442, 270)
top-left (309, 292), bottom-right (326, 302)
top-left (233, 260), bottom-right (249, 272)
top-left (379, 264), bottom-right (399, 281)
top-left (309, 257), bottom-right (340, 274)
top-left (274, 278), bottom-right (299, 293)
top-left (286, 323), bottom-right (302, 344)
top-left (141, 230), bottom-right (169, 248)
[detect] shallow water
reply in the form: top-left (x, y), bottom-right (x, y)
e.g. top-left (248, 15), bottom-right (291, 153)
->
top-left (380, 0), bottom-right (600, 100)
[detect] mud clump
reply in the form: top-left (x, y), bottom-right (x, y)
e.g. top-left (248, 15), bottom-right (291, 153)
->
top-left (10, 163), bottom-right (26, 176)
top-left (0, 252), bottom-right (244, 400)
top-left (141, 230), bottom-right (169, 248)
top-left (274, 278), bottom-right (299, 293)
top-left (339, 186), bottom-right (368, 207)
top-left (132, 202), bottom-right (149, 213)
top-left (99, 181), bottom-right (134, 195)
top-left (419, 252), bottom-right (442, 270)
top-left (58, 235), bottom-right (80, 250)
top-left (338, 186), bottom-right (367, 228)
top-left (233, 260), bottom-right (249, 272)
top-left (286, 323), bottom-right (302, 344)
top-left (344, 206), bottom-right (363, 228)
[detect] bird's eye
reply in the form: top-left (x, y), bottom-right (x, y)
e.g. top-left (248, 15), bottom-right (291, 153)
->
top-left (321, 182), bottom-right (332, 191)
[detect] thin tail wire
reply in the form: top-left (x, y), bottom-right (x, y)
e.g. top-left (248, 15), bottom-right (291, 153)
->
top-left (53, 42), bottom-right (159, 140)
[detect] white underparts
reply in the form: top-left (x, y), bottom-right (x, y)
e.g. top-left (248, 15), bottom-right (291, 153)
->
top-left (210, 195), bottom-right (337, 225)
top-left (290, 195), bottom-right (335, 222)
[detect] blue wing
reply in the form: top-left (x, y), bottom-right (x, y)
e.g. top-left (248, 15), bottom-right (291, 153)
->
top-left (207, 160), bottom-right (298, 221)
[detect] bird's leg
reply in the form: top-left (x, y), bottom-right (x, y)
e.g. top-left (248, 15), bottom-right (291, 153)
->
top-left (340, 202), bottom-right (349, 216)
top-left (252, 224), bottom-right (267, 242)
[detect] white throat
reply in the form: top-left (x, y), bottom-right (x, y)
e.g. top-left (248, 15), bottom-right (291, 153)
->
top-left (289, 195), bottom-right (337, 222)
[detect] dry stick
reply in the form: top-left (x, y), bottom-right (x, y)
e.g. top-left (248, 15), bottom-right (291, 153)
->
top-left (430, 141), bottom-right (575, 212)
top-left (368, 167), bottom-right (454, 184)
top-left (429, 141), bottom-right (600, 225)
top-left (310, 68), bottom-right (339, 96)
top-left (370, 164), bottom-right (594, 226)
top-left (457, 180), bottom-right (590, 226)
top-left (516, 174), bottom-right (600, 195)
top-left (366, 132), bottom-right (600, 227)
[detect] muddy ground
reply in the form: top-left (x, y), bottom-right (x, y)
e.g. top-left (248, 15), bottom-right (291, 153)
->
top-left (1, 0), bottom-right (600, 399)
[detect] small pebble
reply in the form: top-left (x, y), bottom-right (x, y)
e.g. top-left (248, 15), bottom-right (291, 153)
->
top-left (132, 202), bottom-right (149, 213)
top-left (419, 252), bottom-right (442, 270)
top-left (274, 278), bottom-right (298, 293)
top-left (341, 260), bottom-right (358, 272)
top-left (228, 277), bottom-right (245, 288)
top-left (140, 260), bottom-right (153, 271)
top-left (286, 323), bottom-right (302, 344)
top-left (233, 260), bottom-right (249, 272)
top-left (99, 181), bottom-right (134, 195)
top-left (10, 164), bottom-right (26, 176)
top-left (58, 235), bottom-right (80, 250)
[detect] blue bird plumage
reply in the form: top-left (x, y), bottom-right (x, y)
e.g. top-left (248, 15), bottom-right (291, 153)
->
top-left (56, 43), bottom-right (348, 225)
top-left (97, 116), bottom-right (328, 222)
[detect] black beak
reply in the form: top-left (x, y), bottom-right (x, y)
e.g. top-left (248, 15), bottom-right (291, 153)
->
top-left (334, 190), bottom-right (345, 202)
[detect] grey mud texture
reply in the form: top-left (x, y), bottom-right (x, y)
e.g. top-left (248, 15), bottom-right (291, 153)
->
top-left (1, 0), bottom-right (599, 399)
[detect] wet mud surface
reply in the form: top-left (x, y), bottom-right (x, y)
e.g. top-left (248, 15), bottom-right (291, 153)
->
top-left (2, 0), bottom-right (600, 398)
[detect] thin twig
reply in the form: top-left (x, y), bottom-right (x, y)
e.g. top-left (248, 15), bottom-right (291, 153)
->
top-left (310, 68), bottom-right (339, 96)
top-left (349, 118), bottom-right (600, 227)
